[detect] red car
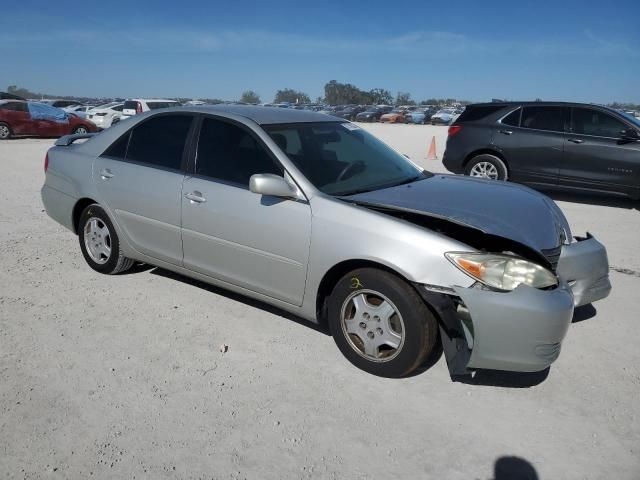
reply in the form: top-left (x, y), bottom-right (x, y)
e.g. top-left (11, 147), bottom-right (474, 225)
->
top-left (0, 100), bottom-right (97, 139)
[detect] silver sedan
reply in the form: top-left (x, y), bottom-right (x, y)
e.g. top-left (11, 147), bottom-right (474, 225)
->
top-left (41, 106), bottom-right (611, 378)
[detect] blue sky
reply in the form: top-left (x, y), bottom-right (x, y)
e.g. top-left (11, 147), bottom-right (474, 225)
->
top-left (2, 0), bottom-right (639, 103)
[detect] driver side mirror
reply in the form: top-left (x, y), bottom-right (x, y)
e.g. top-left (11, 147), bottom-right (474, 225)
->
top-left (249, 174), bottom-right (297, 199)
top-left (621, 128), bottom-right (639, 141)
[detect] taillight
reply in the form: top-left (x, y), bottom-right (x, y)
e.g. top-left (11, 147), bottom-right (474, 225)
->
top-left (44, 152), bottom-right (49, 173)
top-left (136, 102), bottom-right (142, 114)
top-left (448, 125), bottom-right (462, 136)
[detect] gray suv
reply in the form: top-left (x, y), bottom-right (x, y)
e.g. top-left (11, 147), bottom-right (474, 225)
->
top-left (443, 102), bottom-right (640, 200)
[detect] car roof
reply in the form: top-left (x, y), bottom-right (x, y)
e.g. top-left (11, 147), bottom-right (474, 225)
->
top-left (185, 105), bottom-right (339, 125)
top-left (469, 101), bottom-right (617, 110)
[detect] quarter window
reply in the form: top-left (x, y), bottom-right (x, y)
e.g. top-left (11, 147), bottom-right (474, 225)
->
top-left (195, 118), bottom-right (283, 186)
top-left (572, 108), bottom-right (627, 138)
top-left (521, 106), bottom-right (564, 132)
top-left (125, 114), bottom-right (193, 170)
top-left (501, 108), bottom-right (521, 127)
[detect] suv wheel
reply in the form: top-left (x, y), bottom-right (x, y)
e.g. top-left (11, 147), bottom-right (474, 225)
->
top-left (465, 154), bottom-right (508, 181)
top-left (327, 268), bottom-right (438, 378)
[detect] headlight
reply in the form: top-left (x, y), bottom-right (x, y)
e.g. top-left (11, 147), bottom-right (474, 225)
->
top-left (445, 252), bottom-right (558, 291)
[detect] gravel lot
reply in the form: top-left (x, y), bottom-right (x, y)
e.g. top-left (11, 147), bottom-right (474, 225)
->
top-left (1, 126), bottom-right (639, 479)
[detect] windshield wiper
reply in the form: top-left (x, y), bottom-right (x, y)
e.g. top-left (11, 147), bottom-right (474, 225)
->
top-left (334, 174), bottom-right (426, 197)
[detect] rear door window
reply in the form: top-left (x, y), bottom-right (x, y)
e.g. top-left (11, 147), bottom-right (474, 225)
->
top-left (571, 108), bottom-right (628, 138)
top-left (125, 114), bottom-right (193, 170)
top-left (195, 117), bottom-right (283, 187)
top-left (521, 106), bottom-right (565, 132)
top-left (0, 102), bottom-right (28, 112)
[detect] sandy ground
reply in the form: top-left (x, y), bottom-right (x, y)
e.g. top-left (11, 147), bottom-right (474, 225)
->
top-left (0, 127), bottom-right (639, 480)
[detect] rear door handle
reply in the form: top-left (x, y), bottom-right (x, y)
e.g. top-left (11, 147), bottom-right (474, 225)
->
top-left (568, 138), bottom-right (584, 144)
top-left (499, 129), bottom-right (513, 135)
top-left (184, 191), bottom-right (206, 203)
top-left (100, 169), bottom-right (114, 179)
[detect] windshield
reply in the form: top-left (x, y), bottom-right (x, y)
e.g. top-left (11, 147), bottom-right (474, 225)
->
top-left (263, 122), bottom-right (429, 196)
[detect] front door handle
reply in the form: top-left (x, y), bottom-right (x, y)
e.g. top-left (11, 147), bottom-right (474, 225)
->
top-left (184, 191), bottom-right (206, 203)
top-left (100, 169), bottom-right (114, 179)
top-left (568, 138), bottom-right (584, 144)
top-left (499, 129), bottom-right (513, 135)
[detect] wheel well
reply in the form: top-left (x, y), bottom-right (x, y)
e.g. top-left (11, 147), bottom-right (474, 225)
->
top-left (72, 198), bottom-right (98, 234)
top-left (315, 259), bottom-right (407, 327)
top-left (463, 149), bottom-right (508, 171)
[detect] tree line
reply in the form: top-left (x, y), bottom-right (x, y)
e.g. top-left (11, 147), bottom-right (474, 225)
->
top-left (6, 84), bottom-right (640, 110)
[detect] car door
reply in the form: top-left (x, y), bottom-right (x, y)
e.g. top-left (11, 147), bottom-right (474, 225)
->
top-left (181, 116), bottom-right (312, 306)
top-left (94, 113), bottom-right (195, 265)
top-left (491, 105), bottom-right (567, 186)
top-left (561, 107), bottom-right (640, 195)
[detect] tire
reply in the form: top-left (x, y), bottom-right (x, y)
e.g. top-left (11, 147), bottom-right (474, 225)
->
top-left (0, 122), bottom-right (12, 139)
top-left (73, 126), bottom-right (88, 135)
top-left (464, 153), bottom-right (508, 181)
top-left (78, 204), bottom-right (134, 274)
top-left (327, 268), bottom-right (438, 378)
top-left (111, 117), bottom-right (120, 125)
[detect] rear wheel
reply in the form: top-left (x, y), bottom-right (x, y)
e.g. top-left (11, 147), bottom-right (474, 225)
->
top-left (0, 122), bottom-right (12, 139)
top-left (327, 268), bottom-right (438, 378)
top-left (78, 204), bottom-right (134, 274)
top-left (465, 154), bottom-right (508, 181)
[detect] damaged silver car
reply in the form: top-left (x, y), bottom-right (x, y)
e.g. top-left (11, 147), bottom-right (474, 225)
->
top-left (41, 106), bottom-right (611, 378)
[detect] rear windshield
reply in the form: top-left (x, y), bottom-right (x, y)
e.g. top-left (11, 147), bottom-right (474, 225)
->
top-left (456, 105), bottom-right (504, 123)
top-left (123, 101), bottom-right (139, 110)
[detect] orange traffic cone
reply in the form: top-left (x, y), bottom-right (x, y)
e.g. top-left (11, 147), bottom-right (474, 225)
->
top-left (426, 136), bottom-right (437, 160)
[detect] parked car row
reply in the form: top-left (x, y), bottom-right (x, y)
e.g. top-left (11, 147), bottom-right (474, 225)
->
top-left (0, 97), bottom-right (183, 139)
top-left (0, 100), bottom-right (98, 139)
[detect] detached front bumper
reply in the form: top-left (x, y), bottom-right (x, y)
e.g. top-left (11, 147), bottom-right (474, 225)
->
top-left (453, 283), bottom-right (574, 372)
top-left (557, 234), bottom-right (611, 307)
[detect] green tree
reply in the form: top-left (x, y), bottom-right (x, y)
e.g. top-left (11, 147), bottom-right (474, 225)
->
top-left (395, 92), bottom-right (415, 105)
top-left (274, 88), bottom-right (310, 104)
top-left (239, 90), bottom-right (261, 104)
top-left (367, 88), bottom-right (393, 105)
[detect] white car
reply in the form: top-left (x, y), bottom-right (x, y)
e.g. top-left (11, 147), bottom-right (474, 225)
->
top-left (86, 102), bottom-right (125, 129)
top-left (63, 105), bottom-right (95, 119)
top-left (121, 98), bottom-right (180, 117)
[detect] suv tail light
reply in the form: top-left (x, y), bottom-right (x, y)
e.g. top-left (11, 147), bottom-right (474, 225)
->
top-left (448, 125), bottom-right (463, 136)
top-left (136, 102), bottom-right (142, 114)
top-left (44, 152), bottom-right (49, 173)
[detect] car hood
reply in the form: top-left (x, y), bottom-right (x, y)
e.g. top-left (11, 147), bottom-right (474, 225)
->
top-left (343, 174), bottom-right (570, 252)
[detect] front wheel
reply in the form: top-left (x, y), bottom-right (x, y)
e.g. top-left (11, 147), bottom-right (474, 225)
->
top-left (328, 268), bottom-right (438, 378)
top-left (78, 204), bottom-right (134, 274)
top-left (464, 154), bottom-right (508, 181)
top-left (73, 126), bottom-right (88, 135)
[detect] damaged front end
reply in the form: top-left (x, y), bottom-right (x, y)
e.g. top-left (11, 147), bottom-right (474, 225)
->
top-left (415, 233), bottom-right (611, 376)
top-left (344, 178), bottom-right (611, 376)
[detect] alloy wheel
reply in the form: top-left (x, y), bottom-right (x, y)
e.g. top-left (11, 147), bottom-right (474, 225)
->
top-left (469, 161), bottom-right (499, 180)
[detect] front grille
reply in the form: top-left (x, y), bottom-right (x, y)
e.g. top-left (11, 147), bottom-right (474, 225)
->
top-left (541, 246), bottom-right (562, 272)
